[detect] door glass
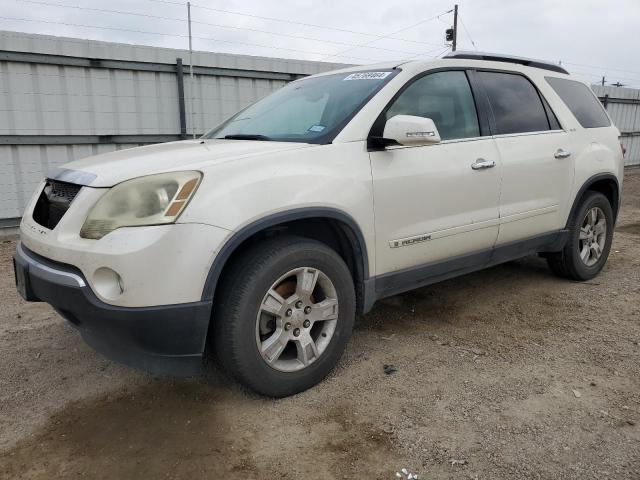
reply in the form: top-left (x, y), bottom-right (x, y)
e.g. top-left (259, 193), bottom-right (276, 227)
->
top-left (385, 71), bottom-right (480, 140)
top-left (478, 71), bottom-right (551, 134)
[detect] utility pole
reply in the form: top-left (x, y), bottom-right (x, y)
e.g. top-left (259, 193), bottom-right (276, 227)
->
top-left (187, 1), bottom-right (196, 139)
top-left (601, 76), bottom-right (606, 86)
top-left (452, 4), bottom-right (458, 52)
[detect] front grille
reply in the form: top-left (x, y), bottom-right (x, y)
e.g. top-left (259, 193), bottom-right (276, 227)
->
top-left (32, 179), bottom-right (82, 230)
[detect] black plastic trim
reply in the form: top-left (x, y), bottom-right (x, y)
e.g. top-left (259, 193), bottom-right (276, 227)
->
top-left (201, 207), bottom-right (370, 302)
top-left (444, 52), bottom-right (570, 75)
top-left (14, 244), bottom-right (211, 376)
top-left (566, 173), bottom-right (620, 224)
top-left (362, 278), bottom-right (377, 313)
top-left (466, 69), bottom-right (494, 137)
top-left (371, 230), bottom-right (568, 301)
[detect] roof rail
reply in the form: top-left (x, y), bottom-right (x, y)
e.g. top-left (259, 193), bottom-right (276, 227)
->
top-left (444, 51), bottom-right (569, 75)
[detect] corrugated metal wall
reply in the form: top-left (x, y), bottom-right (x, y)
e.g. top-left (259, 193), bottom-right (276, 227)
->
top-left (592, 85), bottom-right (640, 167)
top-left (2, 31), bottom-right (638, 226)
top-left (0, 143), bottom-right (142, 226)
top-left (0, 31), bottom-right (347, 224)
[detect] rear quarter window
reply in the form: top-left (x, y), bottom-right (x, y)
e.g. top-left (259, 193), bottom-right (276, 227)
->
top-left (545, 77), bottom-right (611, 128)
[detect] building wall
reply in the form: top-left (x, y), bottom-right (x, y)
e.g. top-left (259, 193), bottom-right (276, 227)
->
top-left (0, 31), bottom-right (347, 224)
top-left (592, 85), bottom-right (640, 168)
top-left (2, 31), bottom-right (638, 225)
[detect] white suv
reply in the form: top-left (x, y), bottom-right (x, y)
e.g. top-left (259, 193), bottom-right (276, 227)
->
top-left (14, 52), bottom-right (624, 396)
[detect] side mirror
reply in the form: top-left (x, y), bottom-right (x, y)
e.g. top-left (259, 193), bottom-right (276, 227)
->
top-left (380, 115), bottom-right (441, 147)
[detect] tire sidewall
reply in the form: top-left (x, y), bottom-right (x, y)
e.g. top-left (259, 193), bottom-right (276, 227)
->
top-left (228, 243), bottom-right (355, 396)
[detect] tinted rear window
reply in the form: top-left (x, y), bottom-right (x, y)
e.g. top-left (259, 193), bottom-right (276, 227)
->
top-left (478, 71), bottom-right (551, 135)
top-left (546, 77), bottom-right (610, 128)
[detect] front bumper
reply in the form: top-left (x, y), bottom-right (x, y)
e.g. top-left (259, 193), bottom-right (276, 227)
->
top-left (14, 242), bottom-right (212, 376)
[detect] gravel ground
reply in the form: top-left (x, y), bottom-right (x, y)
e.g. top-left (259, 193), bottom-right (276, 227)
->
top-left (1, 169), bottom-right (639, 480)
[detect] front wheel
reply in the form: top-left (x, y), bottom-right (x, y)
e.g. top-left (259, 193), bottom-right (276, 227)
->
top-left (547, 191), bottom-right (614, 281)
top-left (212, 236), bottom-right (356, 397)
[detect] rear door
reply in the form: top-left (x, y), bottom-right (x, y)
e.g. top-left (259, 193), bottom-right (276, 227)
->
top-left (369, 70), bottom-right (502, 276)
top-left (475, 71), bottom-right (576, 244)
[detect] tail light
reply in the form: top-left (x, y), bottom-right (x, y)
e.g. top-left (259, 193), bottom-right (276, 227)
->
top-left (620, 140), bottom-right (626, 157)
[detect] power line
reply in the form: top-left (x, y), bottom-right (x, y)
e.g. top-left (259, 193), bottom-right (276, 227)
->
top-left (148, 0), bottom-right (640, 84)
top-left (9, 0), bottom-right (640, 83)
top-left (431, 46), bottom-right (453, 59)
top-left (144, 0), bottom-right (444, 47)
top-left (571, 74), bottom-right (640, 89)
top-left (14, 0), bottom-right (184, 22)
top-left (565, 66), bottom-right (640, 85)
top-left (322, 9), bottom-right (453, 61)
top-left (0, 16), bottom-right (385, 62)
top-left (13, 0), bottom-right (425, 56)
top-left (562, 61), bottom-right (640, 78)
top-left (457, 13), bottom-right (478, 51)
top-left (399, 45), bottom-right (451, 62)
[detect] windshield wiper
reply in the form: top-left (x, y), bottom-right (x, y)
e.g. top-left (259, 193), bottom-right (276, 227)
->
top-left (221, 134), bottom-right (272, 141)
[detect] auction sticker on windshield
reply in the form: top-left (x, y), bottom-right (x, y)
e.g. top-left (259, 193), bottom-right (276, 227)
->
top-left (343, 72), bottom-right (392, 81)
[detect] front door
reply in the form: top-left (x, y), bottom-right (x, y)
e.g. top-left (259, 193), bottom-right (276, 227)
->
top-left (369, 70), bottom-right (502, 277)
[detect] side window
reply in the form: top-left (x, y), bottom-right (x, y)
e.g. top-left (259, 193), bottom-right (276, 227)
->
top-left (545, 77), bottom-right (611, 128)
top-left (478, 71), bottom-right (551, 135)
top-left (385, 71), bottom-right (480, 141)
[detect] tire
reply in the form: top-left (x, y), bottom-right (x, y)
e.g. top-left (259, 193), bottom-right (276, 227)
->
top-left (211, 235), bottom-right (356, 397)
top-left (547, 191), bottom-right (614, 281)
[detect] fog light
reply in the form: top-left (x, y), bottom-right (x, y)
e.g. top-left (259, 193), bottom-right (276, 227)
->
top-left (93, 267), bottom-right (124, 299)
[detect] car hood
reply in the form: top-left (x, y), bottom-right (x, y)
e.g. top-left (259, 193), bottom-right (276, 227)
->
top-left (52, 139), bottom-right (313, 187)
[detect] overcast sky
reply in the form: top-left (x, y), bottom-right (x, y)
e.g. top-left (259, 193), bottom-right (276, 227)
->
top-left (2, 0), bottom-right (640, 87)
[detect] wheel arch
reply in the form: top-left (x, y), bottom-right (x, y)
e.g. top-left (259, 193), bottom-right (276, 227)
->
top-left (201, 207), bottom-right (371, 313)
top-left (567, 173), bottom-right (620, 227)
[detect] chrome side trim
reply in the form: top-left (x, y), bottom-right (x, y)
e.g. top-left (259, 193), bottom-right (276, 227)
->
top-left (492, 129), bottom-right (565, 139)
top-left (385, 135), bottom-right (493, 149)
top-left (16, 242), bottom-right (86, 288)
top-left (49, 168), bottom-right (97, 186)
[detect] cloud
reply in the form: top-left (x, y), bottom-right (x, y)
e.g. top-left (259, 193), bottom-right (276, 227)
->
top-left (2, 0), bottom-right (639, 86)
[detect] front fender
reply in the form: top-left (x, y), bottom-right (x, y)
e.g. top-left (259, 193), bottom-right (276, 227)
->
top-left (176, 141), bottom-right (377, 288)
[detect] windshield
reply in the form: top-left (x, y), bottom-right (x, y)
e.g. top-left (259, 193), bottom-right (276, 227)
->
top-left (203, 70), bottom-right (398, 143)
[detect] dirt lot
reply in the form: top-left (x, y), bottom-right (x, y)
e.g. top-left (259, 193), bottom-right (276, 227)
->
top-left (1, 169), bottom-right (639, 480)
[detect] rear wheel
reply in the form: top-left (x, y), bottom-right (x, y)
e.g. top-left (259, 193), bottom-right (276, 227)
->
top-left (547, 191), bottom-right (614, 281)
top-left (212, 236), bottom-right (355, 397)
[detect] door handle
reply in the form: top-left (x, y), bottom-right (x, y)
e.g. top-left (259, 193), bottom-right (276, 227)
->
top-left (471, 158), bottom-right (496, 170)
top-left (554, 148), bottom-right (572, 159)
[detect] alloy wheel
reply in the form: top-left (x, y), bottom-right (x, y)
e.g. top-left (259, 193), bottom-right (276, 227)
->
top-left (579, 206), bottom-right (607, 267)
top-left (255, 267), bottom-right (339, 372)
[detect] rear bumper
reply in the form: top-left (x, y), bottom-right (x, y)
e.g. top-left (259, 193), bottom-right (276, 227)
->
top-left (14, 242), bottom-right (212, 376)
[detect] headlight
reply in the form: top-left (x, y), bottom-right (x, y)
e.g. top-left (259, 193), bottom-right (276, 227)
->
top-left (80, 171), bottom-right (202, 239)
